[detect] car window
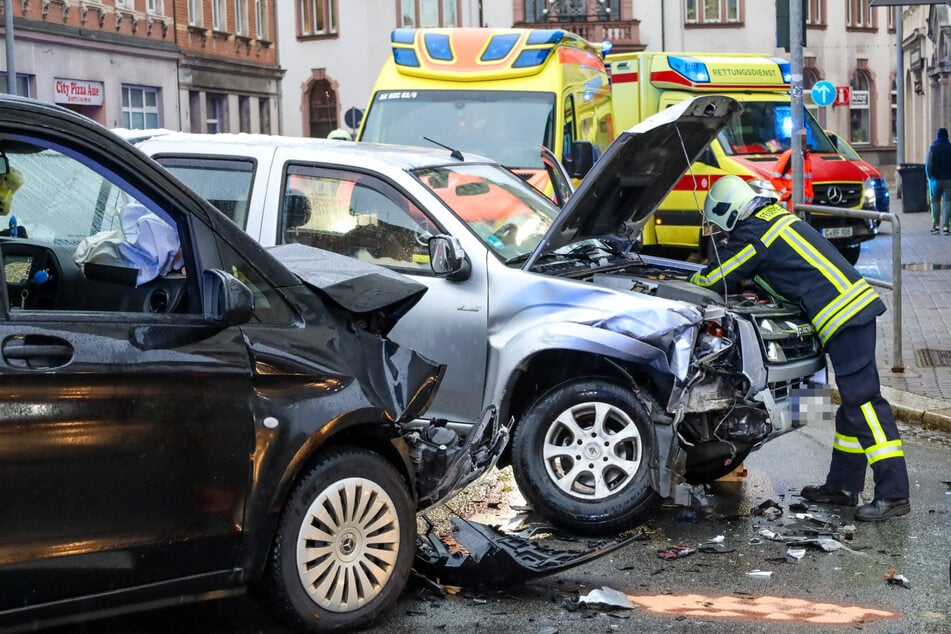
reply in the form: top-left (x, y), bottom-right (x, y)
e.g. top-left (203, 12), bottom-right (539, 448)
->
top-left (0, 139), bottom-right (197, 315)
top-left (279, 165), bottom-right (438, 272)
top-left (153, 155), bottom-right (254, 230)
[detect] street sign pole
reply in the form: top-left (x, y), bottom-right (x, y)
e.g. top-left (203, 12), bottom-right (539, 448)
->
top-left (791, 0), bottom-right (804, 209)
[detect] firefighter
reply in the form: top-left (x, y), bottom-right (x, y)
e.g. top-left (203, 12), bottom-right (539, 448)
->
top-left (771, 147), bottom-right (814, 211)
top-left (690, 175), bottom-right (910, 522)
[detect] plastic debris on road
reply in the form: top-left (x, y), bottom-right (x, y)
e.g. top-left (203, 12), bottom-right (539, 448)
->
top-left (884, 568), bottom-right (911, 589)
top-left (578, 586), bottom-right (636, 609)
top-left (746, 569), bottom-right (774, 578)
top-left (656, 545), bottom-right (697, 560)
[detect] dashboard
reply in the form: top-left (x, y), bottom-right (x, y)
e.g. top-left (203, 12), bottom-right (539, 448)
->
top-left (0, 237), bottom-right (190, 313)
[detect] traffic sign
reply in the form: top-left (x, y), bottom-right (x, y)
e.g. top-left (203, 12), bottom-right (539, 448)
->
top-left (811, 80), bottom-right (836, 107)
top-left (834, 86), bottom-right (851, 107)
top-left (344, 107), bottom-right (363, 130)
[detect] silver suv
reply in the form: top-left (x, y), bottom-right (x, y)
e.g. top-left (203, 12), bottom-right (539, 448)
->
top-left (128, 95), bottom-right (826, 533)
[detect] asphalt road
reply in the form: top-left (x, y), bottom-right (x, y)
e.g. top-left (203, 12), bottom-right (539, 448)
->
top-left (50, 418), bottom-right (951, 634)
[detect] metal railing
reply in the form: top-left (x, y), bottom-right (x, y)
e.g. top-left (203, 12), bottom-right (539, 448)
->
top-left (795, 204), bottom-right (903, 372)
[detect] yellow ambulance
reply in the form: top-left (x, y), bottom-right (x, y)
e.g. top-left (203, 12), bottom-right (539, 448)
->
top-left (357, 27), bottom-right (614, 197)
top-left (608, 52), bottom-right (877, 264)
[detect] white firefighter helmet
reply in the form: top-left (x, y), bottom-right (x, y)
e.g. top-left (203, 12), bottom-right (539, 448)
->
top-left (703, 175), bottom-right (757, 232)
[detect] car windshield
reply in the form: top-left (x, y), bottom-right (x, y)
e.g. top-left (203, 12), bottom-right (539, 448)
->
top-left (413, 163), bottom-right (559, 260)
top-left (717, 101), bottom-right (836, 155)
top-left (361, 90), bottom-right (556, 169)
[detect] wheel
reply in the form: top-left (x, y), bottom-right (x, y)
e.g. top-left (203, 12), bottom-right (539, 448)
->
top-left (512, 379), bottom-right (658, 534)
top-left (256, 447), bottom-right (415, 632)
top-left (840, 244), bottom-right (861, 266)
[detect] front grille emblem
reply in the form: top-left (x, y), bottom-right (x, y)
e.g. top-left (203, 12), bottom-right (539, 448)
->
top-left (826, 186), bottom-right (844, 205)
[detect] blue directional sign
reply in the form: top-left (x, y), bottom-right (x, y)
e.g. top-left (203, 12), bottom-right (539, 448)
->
top-left (811, 80), bottom-right (836, 107)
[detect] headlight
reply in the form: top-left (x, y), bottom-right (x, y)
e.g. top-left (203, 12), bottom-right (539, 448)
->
top-left (863, 178), bottom-right (877, 209)
top-left (765, 341), bottom-right (786, 363)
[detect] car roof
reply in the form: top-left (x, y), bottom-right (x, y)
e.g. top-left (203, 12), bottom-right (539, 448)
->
top-left (129, 131), bottom-right (498, 172)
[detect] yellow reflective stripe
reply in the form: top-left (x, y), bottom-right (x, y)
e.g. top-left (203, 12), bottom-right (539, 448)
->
top-left (779, 229), bottom-right (851, 292)
top-left (817, 287), bottom-right (878, 344)
top-left (833, 432), bottom-right (864, 454)
top-left (813, 279), bottom-right (874, 335)
top-left (861, 402), bottom-right (887, 444)
top-left (753, 275), bottom-right (788, 301)
top-left (691, 244), bottom-right (756, 287)
top-left (760, 214), bottom-right (798, 246)
top-left (866, 439), bottom-right (904, 465)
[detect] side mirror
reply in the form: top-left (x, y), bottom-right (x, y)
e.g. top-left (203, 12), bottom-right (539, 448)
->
top-left (428, 235), bottom-right (471, 281)
top-left (564, 140), bottom-right (595, 178)
top-left (202, 269), bottom-right (254, 326)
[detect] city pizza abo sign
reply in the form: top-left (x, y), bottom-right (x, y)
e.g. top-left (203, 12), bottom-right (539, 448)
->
top-left (53, 79), bottom-right (104, 106)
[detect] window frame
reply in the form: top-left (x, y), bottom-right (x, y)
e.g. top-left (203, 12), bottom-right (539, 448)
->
top-left (211, 0), bottom-right (223, 32)
top-left (188, 0), bottom-right (202, 26)
top-left (805, 0), bottom-right (825, 26)
top-left (399, 0), bottom-right (461, 28)
top-left (255, 0), bottom-right (265, 39)
top-left (121, 85), bottom-right (162, 131)
top-left (298, 0), bottom-right (338, 38)
top-left (685, 0), bottom-right (742, 26)
top-left (846, 0), bottom-right (876, 30)
top-left (234, 0), bottom-right (247, 35)
top-left (849, 69), bottom-right (872, 145)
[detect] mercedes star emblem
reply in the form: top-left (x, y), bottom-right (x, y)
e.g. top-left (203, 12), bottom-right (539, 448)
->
top-left (826, 186), bottom-right (844, 205)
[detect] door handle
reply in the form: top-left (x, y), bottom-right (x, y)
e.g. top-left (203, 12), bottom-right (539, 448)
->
top-left (2, 335), bottom-right (74, 369)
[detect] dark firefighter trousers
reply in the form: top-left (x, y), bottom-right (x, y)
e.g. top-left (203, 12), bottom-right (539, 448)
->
top-left (823, 320), bottom-right (910, 500)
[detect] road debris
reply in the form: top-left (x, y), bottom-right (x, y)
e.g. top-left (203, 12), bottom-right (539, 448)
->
top-left (413, 515), bottom-right (636, 590)
top-left (746, 569), bottom-right (773, 578)
top-left (578, 586), bottom-right (636, 610)
top-left (656, 545), bottom-right (697, 560)
top-left (884, 568), bottom-right (911, 589)
top-left (786, 547), bottom-right (807, 561)
top-left (753, 499), bottom-right (784, 520)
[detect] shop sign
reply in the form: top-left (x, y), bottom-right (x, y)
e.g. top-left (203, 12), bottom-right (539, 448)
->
top-left (53, 78), bottom-right (104, 106)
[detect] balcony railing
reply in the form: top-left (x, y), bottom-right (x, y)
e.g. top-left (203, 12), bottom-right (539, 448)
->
top-left (512, 16), bottom-right (644, 52)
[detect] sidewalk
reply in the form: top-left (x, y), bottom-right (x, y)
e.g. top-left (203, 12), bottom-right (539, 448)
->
top-left (852, 193), bottom-right (951, 432)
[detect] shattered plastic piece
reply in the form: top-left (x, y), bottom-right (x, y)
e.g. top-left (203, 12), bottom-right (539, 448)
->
top-left (789, 502), bottom-right (809, 513)
top-left (884, 568), bottom-right (911, 589)
top-left (710, 535), bottom-right (725, 543)
top-left (786, 536), bottom-right (844, 552)
top-left (578, 586), bottom-right (636, 610)
top-left (758, 528), bottom-right (785, 542)
top-left (749, 537), bottom-right (763, 545)
top-left (746, 569), bottom-right (773, 578)
top-left (754, 499), bottom-right (783, 520)
top-left (657, 545), bottom-right (697, 560)
top-left (786, 547), bottom-right (807, 560)
top-left (413, 516), bottom-right (635, 589)
top-left (698, 542), bottom-right (735, 554)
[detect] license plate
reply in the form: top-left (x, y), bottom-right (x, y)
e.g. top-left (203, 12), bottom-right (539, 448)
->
top-left (821, 227), bottom-right (853, 238)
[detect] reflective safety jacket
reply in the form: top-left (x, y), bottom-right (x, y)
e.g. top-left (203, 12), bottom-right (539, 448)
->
top-left (689, 203), bottom-right (885, 346)
top-left (771, 149), bottom-right (814, 209)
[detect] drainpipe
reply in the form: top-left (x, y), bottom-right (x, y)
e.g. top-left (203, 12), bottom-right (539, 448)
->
top-left (5, 0), bottom-right (15, 94)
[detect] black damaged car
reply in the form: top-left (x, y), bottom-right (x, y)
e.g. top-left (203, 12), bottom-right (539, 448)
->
top-left (0, 95), bottom-right (502, 632)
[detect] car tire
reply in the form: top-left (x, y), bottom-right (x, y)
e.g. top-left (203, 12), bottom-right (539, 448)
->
top-left (840, 244), bottom-right (861, 266)
top-left (512, 379), bottom-right (658, 534)
top-left (256, 447), bottom-right (415, 632)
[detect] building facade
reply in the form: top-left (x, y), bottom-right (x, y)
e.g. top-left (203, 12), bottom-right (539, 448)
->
top-left (0, 0), bottom-right (280, 132)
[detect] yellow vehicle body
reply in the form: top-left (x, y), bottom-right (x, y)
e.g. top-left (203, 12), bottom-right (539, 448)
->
top-left (358, 28), bottom-right (614, 191)
top-left (607, 52), bottom-right (869, 255)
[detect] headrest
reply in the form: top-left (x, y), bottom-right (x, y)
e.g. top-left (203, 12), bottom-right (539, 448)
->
top-left (284, 189), bottom-right (312, 230)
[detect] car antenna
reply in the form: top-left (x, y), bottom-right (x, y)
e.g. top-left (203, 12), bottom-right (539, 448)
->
top-left (423, 136), bottom-right (465, 161)
top-left (674, 124), bottom-right (731, 307)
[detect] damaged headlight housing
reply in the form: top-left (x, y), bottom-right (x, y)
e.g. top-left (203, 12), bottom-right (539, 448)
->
top-left (695, 317), bottom-right (735, 365)
top-left (758, 317), bottom-right (819, 363)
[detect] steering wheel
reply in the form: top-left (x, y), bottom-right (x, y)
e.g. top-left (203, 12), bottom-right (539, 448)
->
top-left (491, 222), bottom-right (519, 246)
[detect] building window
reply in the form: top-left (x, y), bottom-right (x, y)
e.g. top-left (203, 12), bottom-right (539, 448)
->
top-left (805, 0), bottom-right (824, 26)
top-left (255, 0), bottom-right (266, 38)
top-left (849, 69), bottom-right (871, 145)
top-left (147, 0), bottom-right (163, 14)
top-left (188, 0), bottom-right (202, 26)
top-left (235, 0), bottom-right (247, 34)
top-left (207, 93), bottom-right (227, 133)
top-left (299, 0), bottom-right (337, 36)
top-left (887, 6), bottom-right (896, 32)
top-left (0, 73), bottom-right (32, 97)
top-left (122, 86), bottom-right (161, 130)
top-left (189, 91), bottom-right (201, 132)
top-left (890, 77), bottom-right (897, 143)
top-left (400, 0), bottom-right (460, 27)
top-left (212, 0), bottom-right (223, 31)
top-left (239, 96), bottom-right (251, 133)
top-left (115, 0), bottom-right (132, 8)
top-left (259, 97), bottom-right (271, 134)
top-left (685, 0), bottom-right (740, 25)
top-left (846, 0), bottom-right (874, 29)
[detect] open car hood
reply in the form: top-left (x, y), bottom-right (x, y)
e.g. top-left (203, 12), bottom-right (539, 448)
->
top-left (526, 95), bottom-right (741, 265)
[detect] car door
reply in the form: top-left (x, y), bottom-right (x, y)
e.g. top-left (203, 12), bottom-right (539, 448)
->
top-left (0, 128), bottom-right (254, 609)
top-left (268, 156), bottom-right (490, 425)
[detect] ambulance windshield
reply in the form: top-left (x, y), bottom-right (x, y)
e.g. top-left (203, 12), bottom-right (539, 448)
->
top-left (360, 90), bottom-right (556, 169)
top-left (717, 101), bottom-right (836, 156)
